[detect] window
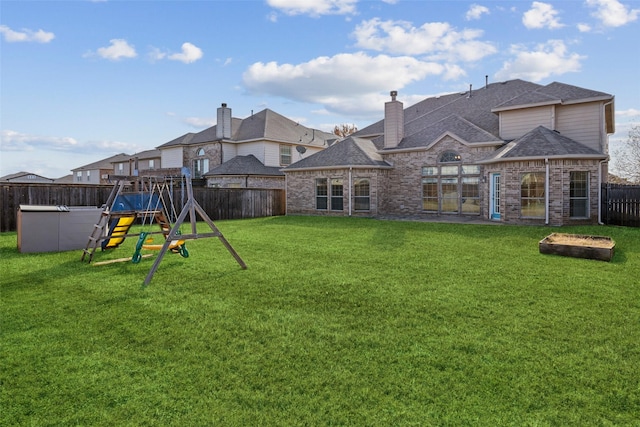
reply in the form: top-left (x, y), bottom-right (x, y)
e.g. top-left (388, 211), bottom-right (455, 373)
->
top-left (193, 148), bottom-right (208, 178)
top-left (193, 158), bottom-right (209, 178)
top-left (76, 171), bottom-right (82, 182)
top-left (440, 151), bottom-right (461, 163)
top-left (570, 171), bottom-right (589, 218)
top-left (354, 178), bottom-right (370, 211)
top-left (148, 159), bottom-right (155, 170)
top-left (461, 177), bottom-right (480, 214)
top-left (118, 163), bottom-right (124, 173)
top-left (280, 145), bottom-right (292, 166)
top-left (331, 179), bottom-right (343, 211)
top-left (86, 171), bottom-right (91, 182)
top-left (421, 161), bottom-right (481, 215)
top-left (521, 172), bottom-right (545, 218)
top-left (441, 178), bottom-right (458, 213)
top-left (422, 178), bottom-right (438, 211)
top-left (316, 179), bottom-right (328, 210)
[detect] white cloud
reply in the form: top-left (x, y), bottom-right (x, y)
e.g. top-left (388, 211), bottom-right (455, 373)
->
top-left (466, 4), bottom-right (490, 20)
top-left (352, 18), bottom-right (497, 62)
top-left (184, 117), bottom-right (215, 128)
top-left (0, 129), bottom-right (137, 155)
top-left (577, 23), bottom-right (592, 32)
top-left (168, 42), bottom-right (203, 64)
top-left (1, 130), bottom-right (78, 152)
top-left (495, 40), bottom-right (585, 82)
top-left (522, 2), bottom-right (564, 29)
top-left (586, 0), bottom-right (639, 27)
top-left (617, 108), bottom-right (640, 118)
top-left (0, 25), bottom-right (55, 43)
top-left (242, 52), bottom-right (453, 117)
top-left (266, 0), bottom-right (357, 16)
top-left (94, 39), bottom-right (137, 61)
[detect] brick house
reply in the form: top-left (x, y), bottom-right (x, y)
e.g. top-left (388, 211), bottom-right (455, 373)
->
top-left (283, 79), bottom-right (615, 226)
top-left (157, 104), bottom-right (335, 188)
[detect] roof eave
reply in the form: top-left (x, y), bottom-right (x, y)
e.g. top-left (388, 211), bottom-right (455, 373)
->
top-left (478, 153), bottom-right (608, 164)
top-left (491, 100), bottom-right (560, 113)
top-left (283, 164), bottom-right (393, 172)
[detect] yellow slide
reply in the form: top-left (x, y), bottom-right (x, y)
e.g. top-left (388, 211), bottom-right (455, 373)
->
top-left (102, 215), bottom-right (135, 249)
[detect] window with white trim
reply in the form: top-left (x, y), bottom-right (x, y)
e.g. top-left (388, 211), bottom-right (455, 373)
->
top-left (280, 145), bottom-right (292, 166)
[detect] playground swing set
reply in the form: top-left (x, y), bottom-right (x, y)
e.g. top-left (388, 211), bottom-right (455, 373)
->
top-left (81, 168), bottom-right (246, 286)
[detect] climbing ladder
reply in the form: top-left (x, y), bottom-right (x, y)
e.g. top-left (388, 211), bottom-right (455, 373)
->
top-left (81, 180), bottom-right (126, 262)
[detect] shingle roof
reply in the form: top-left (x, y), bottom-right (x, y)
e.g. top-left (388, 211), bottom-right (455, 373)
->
top-left (492, 81), bottom-right (613, 111)
top-left (356, 79), bottom-right (542, 141)
top-left (284, 137), bottom-right (391, 170)
top-left (390, 114), bottom-right (503, 149)
top-left (157, 109), bottom-right (334, 148)
top-left (204, 155), bottom-right (284, 176)
top-left (0, 171), bottom-right (54, 182)
top-left (481, 126), bottom-right (606, 163)
top-left (72, 153), bottom-right (130, 171)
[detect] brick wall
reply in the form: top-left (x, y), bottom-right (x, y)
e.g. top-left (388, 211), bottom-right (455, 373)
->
top-left (286, 168), bottom-right (386, 216)
top-left (485, 159), bottom-right (602, 225)
top-left (380, 136), bottom-right (496, 216)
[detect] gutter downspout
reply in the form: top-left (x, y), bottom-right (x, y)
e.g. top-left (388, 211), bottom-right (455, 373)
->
top-left (348, 167), bottom-right (352, 216)
top-left (598, 158), bottom-right (608, 225)
top-left (545, 158), bottom-right (550, 225)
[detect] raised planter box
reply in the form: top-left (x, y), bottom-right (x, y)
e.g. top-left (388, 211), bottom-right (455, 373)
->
top-left (539, 233), bottom-right (615, 262)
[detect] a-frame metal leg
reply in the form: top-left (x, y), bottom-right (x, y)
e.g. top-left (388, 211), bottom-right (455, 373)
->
top-left (142, 176), bottom-right (247, 287)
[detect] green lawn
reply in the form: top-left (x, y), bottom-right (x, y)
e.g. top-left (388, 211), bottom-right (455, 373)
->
top-left (2, 216), bottom-right (639, 426)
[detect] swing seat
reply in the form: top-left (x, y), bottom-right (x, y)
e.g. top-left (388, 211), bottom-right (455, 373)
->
top-left (142, 239), bottom-right (185, 251)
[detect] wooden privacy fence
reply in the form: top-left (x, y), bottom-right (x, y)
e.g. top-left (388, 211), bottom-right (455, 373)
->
top-left (601, 183), bottom-right (640, 227)
top-left (0, 183), bottom-right (285, 232)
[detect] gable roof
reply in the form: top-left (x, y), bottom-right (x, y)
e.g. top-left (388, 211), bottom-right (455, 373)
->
top-left (204, 155), bottom-right (284, 177)
top-left (384, 114), bottom-right (503, 150)
top-left (0, 171), bottom-right (54, 182)
top-left (157, 108), bottom-right (334, 149)
top-left (480, 126), bottom-right (606, 163)
top-left (492, 82), bottom-right (613, 112)
top-left (284, 136), bottom-right (391, 171)
top-left (72, 153), bottom-right (130, 171)
top-left (356, 79), bottom-right (542, 142)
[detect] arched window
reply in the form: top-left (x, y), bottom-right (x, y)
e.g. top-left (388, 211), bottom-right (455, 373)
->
top-left (196, 148), bottom-right (205, 156)
top-left (439, 151), bottom-right (461, 163)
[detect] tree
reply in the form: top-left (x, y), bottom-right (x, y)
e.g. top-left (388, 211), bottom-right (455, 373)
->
top-left (614, 125), bottom-right (640, 183)
top-left (333, 124), bottom-right (358, 138)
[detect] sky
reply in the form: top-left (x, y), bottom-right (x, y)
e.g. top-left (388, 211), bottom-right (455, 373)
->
top-left (1, 0), bottom-right (639, 179)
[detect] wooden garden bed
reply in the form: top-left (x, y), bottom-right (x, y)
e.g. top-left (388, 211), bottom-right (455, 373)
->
top-left (539, 233), bottom-right (615, 262)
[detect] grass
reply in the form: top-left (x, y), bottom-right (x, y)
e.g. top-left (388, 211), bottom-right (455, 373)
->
top-left (1, 216), bottom-right (639, 426)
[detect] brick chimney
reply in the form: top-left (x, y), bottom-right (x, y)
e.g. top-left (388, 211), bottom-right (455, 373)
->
top-left (216, 103), bottom-right (232, 139)
top-left (384, 91), bottom-right (404, 149)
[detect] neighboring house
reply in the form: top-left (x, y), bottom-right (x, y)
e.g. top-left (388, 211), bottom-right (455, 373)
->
top-left (205, 155), bottom-right (286, 189)
top-left (158, 104), bottom-right (335, 188)
top-left (72, 153), bottom-right (131, 184)
top-left (114, 149), bottom-right (164, 177)
top-left (284, 79), bottom-right (615, 226)
top-left (0, 171), bottom-right (55, 183)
